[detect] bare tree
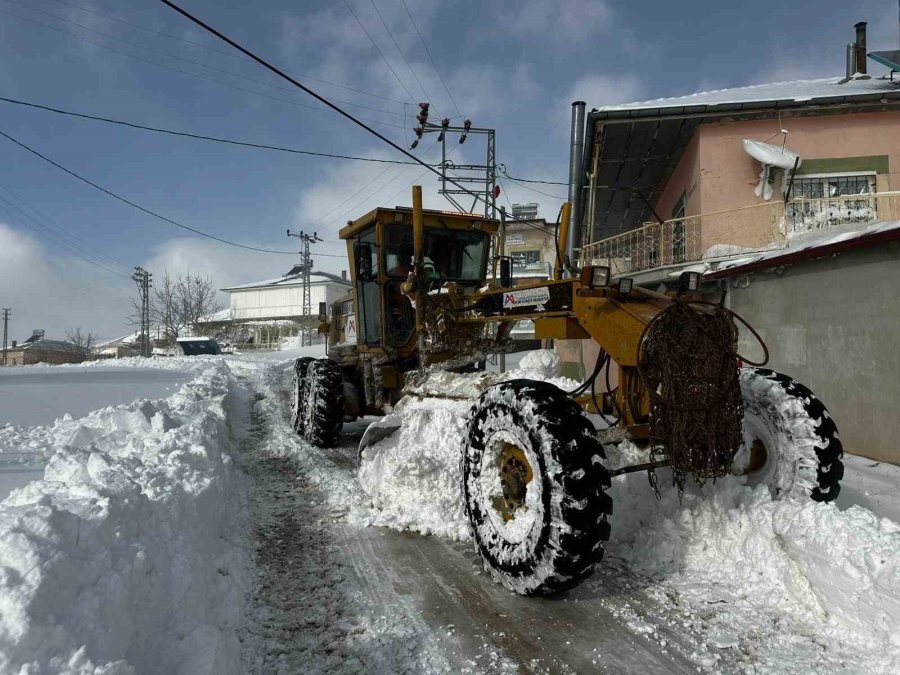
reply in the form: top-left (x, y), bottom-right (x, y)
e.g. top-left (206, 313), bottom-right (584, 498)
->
top-left (132, 272), bottom-right (222, 344)
top-left (65, 327), bottom-right (95, 357)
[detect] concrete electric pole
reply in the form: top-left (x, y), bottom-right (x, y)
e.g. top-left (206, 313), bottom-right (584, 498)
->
top-left (131, 267), bottom-right (152, 357)
top-left (286, 229), bottom-right (323, 347)
top-left (1, 308), bottom-right (10, 366)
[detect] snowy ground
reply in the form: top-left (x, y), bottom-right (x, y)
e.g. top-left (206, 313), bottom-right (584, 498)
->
top-left (0, 350), bottom-right (899, 673)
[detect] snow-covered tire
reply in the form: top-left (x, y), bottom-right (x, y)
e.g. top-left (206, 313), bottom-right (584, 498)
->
top-left (290, 357), bottom-right (316, 433)
top-left (301, 359), bottom-right (344, 448)
top-left (463, 379), bottom-right (612, 596)
top-left (735, 368), bottom-right (843, 502)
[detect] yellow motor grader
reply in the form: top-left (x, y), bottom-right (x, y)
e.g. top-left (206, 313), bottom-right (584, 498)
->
top-left (291, 186), bottom-right (843, 596)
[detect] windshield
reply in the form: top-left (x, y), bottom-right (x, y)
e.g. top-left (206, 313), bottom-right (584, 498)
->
top-left (385, 224), bottom-right (489, 283)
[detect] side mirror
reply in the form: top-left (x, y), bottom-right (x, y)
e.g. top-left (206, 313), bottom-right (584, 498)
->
top-left (355, 243), bottom-right (374, 282)
top-left (499, 256), bottom-right (512, 288)
top-left (317, 301), bottom-right (328, 323)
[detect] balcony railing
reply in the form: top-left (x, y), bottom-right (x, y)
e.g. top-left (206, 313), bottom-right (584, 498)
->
top-left (579, 191), bottom-right (900, 274)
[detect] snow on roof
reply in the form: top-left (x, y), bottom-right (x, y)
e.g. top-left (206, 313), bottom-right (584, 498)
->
top-left (710, 219), bottom-right (900, 275)
top-left (11, 339), bottom-right (82, 353)
top-left (594, 76), bottom-right (900, 114)
top-left (221, 271), bottom-right (350, 292)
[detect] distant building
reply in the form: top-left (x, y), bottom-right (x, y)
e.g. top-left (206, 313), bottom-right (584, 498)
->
top-left (3, 338), bottom-right (85, 366)
top-left (503, 205), bottom-right (556, 283)
top-left (197, 270), bottom-right (352, 348)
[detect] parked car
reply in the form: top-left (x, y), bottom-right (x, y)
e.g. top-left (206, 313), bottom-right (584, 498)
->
top-left (175, 336), bottom-right (222, 356)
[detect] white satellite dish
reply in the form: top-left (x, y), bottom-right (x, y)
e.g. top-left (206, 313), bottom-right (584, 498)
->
top-left (742, 139), bottom-right (801, 170)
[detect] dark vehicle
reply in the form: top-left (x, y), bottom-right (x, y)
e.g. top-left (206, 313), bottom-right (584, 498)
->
top-left (176, 337), bottom-right (222, 356)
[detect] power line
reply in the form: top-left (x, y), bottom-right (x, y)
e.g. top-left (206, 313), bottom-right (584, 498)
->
top-left (368, 0), bottom-right (433, 105)
top-left (43, 0), bottom-right (411, 105)
top-left (154, 0), bottom-right (530, 230)
top-left (0, 95), bottom-right (429, 166)
top-left (0, 127), bottom-right (330, 256)
top-left (341, 0), bottom-right (417, 104)
top-left (1, 7), bottom-right (407, 130)
top-left (399, 0), bottom-right (462, 118)
top-left (501, 176), bottom-right (568, 200)
top-left (5, 0), bottom-right (406, 120)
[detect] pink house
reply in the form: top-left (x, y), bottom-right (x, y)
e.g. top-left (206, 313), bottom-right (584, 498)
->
top-left (577, 42), bottom-right (900, 281)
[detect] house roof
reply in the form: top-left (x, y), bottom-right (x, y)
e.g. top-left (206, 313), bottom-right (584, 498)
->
top-left (705, 219), bottom-right (900, 279)
top-left (7, 339), bottom-right (82, 353)
top-left (583, 74), bottom-right (900, 241)
top-left (221, 271), bottom-right (351, 292)
top-left (593, 76), bottom-right (900, 118)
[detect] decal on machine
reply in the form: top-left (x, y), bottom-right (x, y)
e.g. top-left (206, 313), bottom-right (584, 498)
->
top-left (502, 286), bottom-right (550, 309)
top-left (345, 314), bottom-right (357, 342)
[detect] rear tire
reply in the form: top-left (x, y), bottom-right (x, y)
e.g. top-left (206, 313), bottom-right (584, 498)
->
top-left (301, 359), bottom-right (344, 448)
top-left (735, 368), bottom-right (843, 502)
top-left (290, 357), bottom-right (315, 433)
top-left (463, 379), bottom-right (612, 596)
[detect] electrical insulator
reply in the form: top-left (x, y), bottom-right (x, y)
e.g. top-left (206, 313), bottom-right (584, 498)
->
top-left (459, 118), bottom-right (472, 144)
top-left (416, 102), bottom-right (429, 126)
top-left (411, 126), bottom-right (424, 149)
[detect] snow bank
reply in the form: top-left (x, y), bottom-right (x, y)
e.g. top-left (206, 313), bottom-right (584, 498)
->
top-left (0, 361), bottom-right (252, 674)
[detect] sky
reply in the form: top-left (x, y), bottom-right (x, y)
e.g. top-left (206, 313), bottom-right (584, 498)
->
top-left (0, 0), bottom-right (897, 340)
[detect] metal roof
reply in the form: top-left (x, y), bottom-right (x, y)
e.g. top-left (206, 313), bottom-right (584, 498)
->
top-left (221, 271), bottom-right (351, 292)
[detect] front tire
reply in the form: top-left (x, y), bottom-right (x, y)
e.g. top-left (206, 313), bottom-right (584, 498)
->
top-left (290, 357), bottom-right (315, 433)
top-left (301, 359), bottom-right (344, 448)
top-left (463, 379), bottom-right (612, 596)
top-left (734, 368), bottom-right (843, 502)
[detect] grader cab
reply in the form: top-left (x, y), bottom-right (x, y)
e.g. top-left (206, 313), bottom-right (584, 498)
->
top-left (291, 186), bottom-right (844, 596)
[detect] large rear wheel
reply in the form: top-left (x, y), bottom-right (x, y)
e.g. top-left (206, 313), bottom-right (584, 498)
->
top-left (301, 359), bottom-right (344, 448)
top-left (463, 379), bottom-right (612, 596)
top-left (734, 368), bottom-right (843, 502)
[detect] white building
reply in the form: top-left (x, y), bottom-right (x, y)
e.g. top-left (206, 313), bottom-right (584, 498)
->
top-left (221, 270), bottom-right (351, 321)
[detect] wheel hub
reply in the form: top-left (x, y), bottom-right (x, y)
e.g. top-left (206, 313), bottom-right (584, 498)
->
top-left (496, 443), bottom-right (533, 521)
top-left (744, 438), bottom-right (768, 475)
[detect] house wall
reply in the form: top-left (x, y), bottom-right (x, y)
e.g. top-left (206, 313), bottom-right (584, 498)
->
top-left (504, 220), bottom-right (555, 279)
top-left (727, 240), bottom-right (900, 464)
top-left (694, 111), bottom-right (900, 252)
top-left (5, 350), bottom-right (84, 366)
top-left (655, 131), bottom-right (702, 220)
top-left (229, 283), bottom-right (349, 320)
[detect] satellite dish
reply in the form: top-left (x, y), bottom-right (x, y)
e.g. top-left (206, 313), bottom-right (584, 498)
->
top-left (742, 139), bottom-right (801, 170)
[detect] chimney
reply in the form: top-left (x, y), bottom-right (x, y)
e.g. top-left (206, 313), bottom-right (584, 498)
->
top-left (11, 340), bottom-right (16, 348)
top-left (855, 21), bottom-right (867, 74)
top-left (846, 42), bottom-right (856, 78)
top-left (341, 270), bottom-right (347, 280)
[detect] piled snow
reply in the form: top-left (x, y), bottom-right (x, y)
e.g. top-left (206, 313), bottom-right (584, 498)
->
top-left (0, 360), bottom-right (253, 673)
top-left (357, 363), bottom-right (579, 540)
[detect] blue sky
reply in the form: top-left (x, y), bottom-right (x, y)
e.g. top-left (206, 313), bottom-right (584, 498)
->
top-left (0, 0), bottom-right (897, 339)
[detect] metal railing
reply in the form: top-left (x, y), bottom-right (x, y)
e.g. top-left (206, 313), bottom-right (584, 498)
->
top-left (580, 191), bottom-right (900, 274)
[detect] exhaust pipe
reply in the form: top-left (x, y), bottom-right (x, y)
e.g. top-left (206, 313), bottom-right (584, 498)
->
top-left (566, 101), bottom-right (586, 270)
top-left (855, 21), bottom-right (867, 74)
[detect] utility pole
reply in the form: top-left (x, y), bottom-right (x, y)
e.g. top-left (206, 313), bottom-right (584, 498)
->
top-left (131, 267), bottom-right (152, 357)
top-left (1, 308), bottom-right (10, 366)
top-left (409, 103), bottom-right (497, 218)
top-left (286, 229), bottom-right (323, 346)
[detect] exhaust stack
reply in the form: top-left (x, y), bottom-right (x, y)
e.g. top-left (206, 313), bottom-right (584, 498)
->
top-left (855, 21), bottom-right (868, 74)
top-left (566, 101), bottom-right (586, 271)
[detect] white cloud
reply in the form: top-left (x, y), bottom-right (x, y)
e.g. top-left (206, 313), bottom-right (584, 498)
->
top-left (500, 0), bottom-right (613, 45)
top-left (566, 73), bottom-right (644, 108)
top-left (0, 223), bottom-right (134, 342)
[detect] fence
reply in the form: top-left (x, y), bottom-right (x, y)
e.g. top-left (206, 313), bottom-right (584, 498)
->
top-left (580, 191), bottom-right (900, 274)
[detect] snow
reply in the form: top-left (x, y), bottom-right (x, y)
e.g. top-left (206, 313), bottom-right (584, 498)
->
top-left (2, 347), bottom-right (900, 671)
top-left (594, 76), bottom-right (900, 113)
top-left (0, 366), bottom-right (188, 427)
top-left (0, 358), bottom-right (253, 673)
top-left (356, 358), bottom-right (900, 672)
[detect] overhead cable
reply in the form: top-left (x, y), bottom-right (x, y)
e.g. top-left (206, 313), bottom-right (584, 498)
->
top-left (0, 128), bottom-right (349, 256)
